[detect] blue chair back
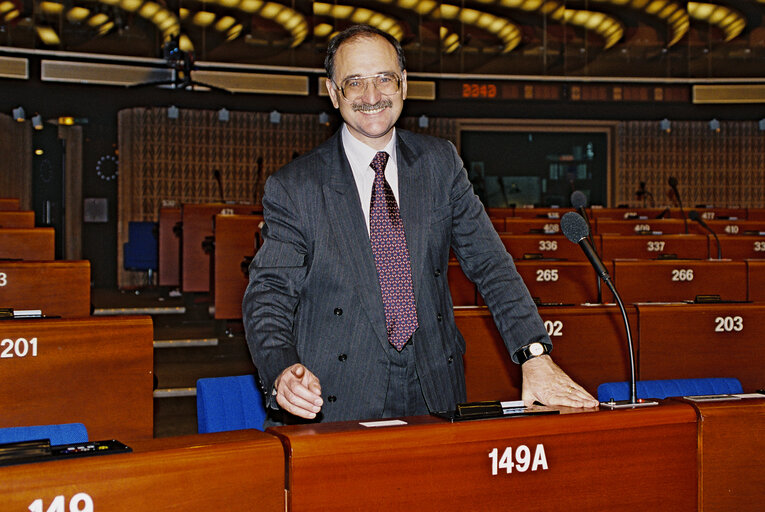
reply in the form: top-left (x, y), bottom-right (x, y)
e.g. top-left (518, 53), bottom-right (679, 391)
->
top-left (196, 375), bottom-right (266, 433)
top-left (123, 221), bottom-right (158, 271)
top-left (597, 377), bottom-right (743, 402)
top-left (0, 423), bottom-right (88, 445)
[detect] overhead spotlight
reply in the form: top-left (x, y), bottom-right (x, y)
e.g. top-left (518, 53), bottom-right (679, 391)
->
top-left (218, 107), bottom-right (230, 122)
top-left (34, 148), bottom-right (44, 156)
top-left (418, 114), bottom-right (429, 128)
top-left (709, 118), bottom-right (720, 132)
top-left (759, 119), bottom-right (765, 131)
top-left (167, 105), bottom-right (179, 119)
top-left (318, 111), bottom-right (330, 126)
top-left (12, 106), bottom-right (25, 122)
top-left (32, 114), bottom-right (44, 130)
top-left (660, 118), bottom-right (671, 133)
top-left (269, 110), bottom-right (281, 124)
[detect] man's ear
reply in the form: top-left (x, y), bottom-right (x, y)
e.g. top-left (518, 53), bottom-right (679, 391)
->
top-left (326, 78), bottom-right (340, 109)
top-left (401, 70), bottom-right (407, 101)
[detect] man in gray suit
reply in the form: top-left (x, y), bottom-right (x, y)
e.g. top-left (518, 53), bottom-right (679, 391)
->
top-left (243, 24), bottom-right (598, 425)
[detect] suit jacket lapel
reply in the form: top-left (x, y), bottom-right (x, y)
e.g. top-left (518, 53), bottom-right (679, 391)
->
top-left (321, 133), bottom-right (389, 348)
top-left (397, 133), bottom-right (429, 304)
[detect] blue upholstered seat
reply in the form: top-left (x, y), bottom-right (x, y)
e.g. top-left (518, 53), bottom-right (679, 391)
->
top-left (196, 375), bottom-right (266, 433)
top-left (0, 423), bottom-right (88, 445)
top-left (597, 377), bottom-right (743, 402)
top-left (123, 221), bottom-right (158, 277)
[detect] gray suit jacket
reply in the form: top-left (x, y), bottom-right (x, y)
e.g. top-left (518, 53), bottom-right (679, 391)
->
top-left (243, 128), bottom-right (551, 424)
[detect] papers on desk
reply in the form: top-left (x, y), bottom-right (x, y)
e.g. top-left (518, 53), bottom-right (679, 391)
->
top-left (359, 419), bottom-right (408, 428)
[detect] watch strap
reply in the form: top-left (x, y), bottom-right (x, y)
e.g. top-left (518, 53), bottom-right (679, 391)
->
top-left (514, 342), bottom-right (550, 365)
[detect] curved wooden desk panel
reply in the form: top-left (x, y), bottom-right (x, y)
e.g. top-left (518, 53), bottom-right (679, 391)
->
top-left (158, 207), bottom-right (181, 287)
top-left (0, 210), bottom-right (34, 228)
top-left (716, 235), bottom-right (765, 260)
top-left (447, 260), bottom-right (476, 306)
top-left (600, 234), bottom-right (708, 260)
top-left (0, 197), bottom-right (20, 211)
top-left (212, 214), bottom-right (263, 319)
top-left (0, 316), bottom-right (154, 441)
top-left (514, 260), bottom-right (600, 305)
top-left (636, 303), bottom-right (765, 392)
top-left (181, 203), bottom-right (260, 292)
top-left (0, 260), bottom-right (91, 317)
top-left (596, 218), bottom-right (687, 235)
top-left (502, 218), bottom-right (565, 235)
top-left (270, 404), bottom-right (697, 511)
top-left (499, 234), bottom-right (592, 262)
top-left (611, 259), bottom-right (748, 303)
top-left (0, 228), bottom-right (55, 260)
top-left (456, 306), bottom-right (633, 401)
top-left (683, 397), bottom-right (765, 512)
top-left (0, 430), bottom-right (285, 511)
top-left (746, 260), bottom-right (765, 302)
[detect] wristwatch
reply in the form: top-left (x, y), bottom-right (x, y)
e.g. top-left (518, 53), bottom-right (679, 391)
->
top-left (514, 342), bottom-right (550, 365)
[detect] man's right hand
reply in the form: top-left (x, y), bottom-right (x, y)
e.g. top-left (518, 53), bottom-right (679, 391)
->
top-left (274, 363), bottom-right (323, 419)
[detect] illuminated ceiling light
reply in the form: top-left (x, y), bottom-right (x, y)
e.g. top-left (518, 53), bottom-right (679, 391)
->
top-left (178, 34), bottom-right (194, 52)
top-left (35, 149), bottom-right (44, 156)
top-left (58, 116), bottom-right (75, 125)
top-left (226, 24), bottom-right (243, 40)
top-left (66, 7), bottom-right (90, 22)
top-left (193, 11), bottom-right (217, 27)
top-left (120, 0), bottom-right (143, 13)
top-left (398, 0), bottom-right (418, 9)
top-left (32, 114), bottom-right (44, 130)
top-left (218, 0), bottom-right (241, 7)
top-left (12, 106), bottom-right (25, 122)
top-left (260, 2), bottom-right (282, 18)
top-left (415, 1), bottom-right (437, 15)
top-left (351, 8), bottom-right (374, 24)
top-left (88, 13), bottom-right (110, 26)
top-left (438, 4), bottom-right (460, 18)
top-left (313, 3), bottom-right (402, 42)
top-left (314, 23), bottom-right (333, 37)
top-left (98, 0), bottom-right (120, 5)
top-left (215, 16), bottom-right (236, 32)
top-left (97, 21), bottom-right (114, 35)
top-left (239, 0), bottom-right (263, 13)
top-left (660, 118), bottom-right (671, 133)
top-left (688, 2), bottom-right (746, 42)
top-left (459, 9), bottom-right (480, 24)
top-left (139, 2), bottom-right (160, 18)
top-left (40, 1), bottom-right (64, 14)
top-left (178, 7), bottom-right (190, 19)
top-left (36, 26), bottom-right (61, 45)
top-left (0, 1), bottom-right (14, 14)
top-left (3, 8), bottom-right (19, 21)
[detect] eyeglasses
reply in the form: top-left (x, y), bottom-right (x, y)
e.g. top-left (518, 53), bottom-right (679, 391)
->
top-left (333, 72), bottom-right (401, 100)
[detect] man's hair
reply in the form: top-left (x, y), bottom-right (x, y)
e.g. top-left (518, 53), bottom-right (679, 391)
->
top-left (324, 24), bottom-right (406, 82)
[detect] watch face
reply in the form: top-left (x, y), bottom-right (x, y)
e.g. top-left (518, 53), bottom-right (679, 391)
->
top-left (529, 343), bottom-right (545, 356)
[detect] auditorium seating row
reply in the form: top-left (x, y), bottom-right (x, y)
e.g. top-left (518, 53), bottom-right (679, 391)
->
top-left (486, 206), bottom-right (765, 221)
top-left (496, 217), bottom-right (765, 236)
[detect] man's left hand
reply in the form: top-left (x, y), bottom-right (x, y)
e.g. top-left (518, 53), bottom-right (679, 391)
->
top-left (521, 355), bottom-right (599, 408)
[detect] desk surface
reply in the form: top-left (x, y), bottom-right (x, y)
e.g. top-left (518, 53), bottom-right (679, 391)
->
top-left (270, 404), bottom-right (697, 511)
top-left (0, 260), bottom-right (91, 317)
top-left (0, 430), bottom-right (285, 511)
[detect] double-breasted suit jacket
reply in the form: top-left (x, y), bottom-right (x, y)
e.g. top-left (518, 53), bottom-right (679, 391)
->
top-left (243, 128), bottom-right (551, 423)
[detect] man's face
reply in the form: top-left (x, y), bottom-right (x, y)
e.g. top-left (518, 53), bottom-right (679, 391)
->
top-left (326, 34), bottom-right (407, 150)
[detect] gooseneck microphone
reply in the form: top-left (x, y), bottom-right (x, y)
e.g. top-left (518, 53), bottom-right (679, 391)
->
top-left (689, 210), bottom-right (722, 259)
top-left (570, 191), bottom-right (602, 303)
top-left (561, 212), bottom-right (651, 407)
top-left (668, 176), bottom-right (688, 233)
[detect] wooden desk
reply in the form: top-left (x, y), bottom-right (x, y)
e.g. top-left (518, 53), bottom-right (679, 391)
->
top-left (589, 207), bottom-right (677, 220)
top-left (636, 303), bottom-right (765, 392)
top-left (508, 207), bottom-right (573, 219)
top-left (683, 397), bottom-right (765, 512)
top-left (600, 234), bottom-right (709, 260)
top-left (501, 218), bottom-right (564, 234)
top-left (746, 207), bottom-right (765, 221)
top-left (688, 219), bottom-right (765, 236)
top-left (158, 207), bottom-right (181, 287)
top-left (456, 306), bottom-right (633, 401)
top-left (746, 260), bottom-right (765, 302)
top-left (0, 228), bottom-right (55, 260)
top-left (448, 260), bottom-right (476, 306)
top-left (212, 214), bottom-right (263, 319)
top-left (499, 234), bottom-right (591, 261)
top-left (595, 218), bottom-right (687, 235)
top-left (0, 430), bottom-right (285, 511)
top-left (611, 259), bottom-right (748, 303)
top-left (0, 260), bottom-right (91, 317)
top-left (716, 235), bottom-right (765, 260)
top-left (181, 203), bottom-right (260, 292)
top-left (0, 197), bottom-right (20, 211)
top-left (514, 260), bottom-right (600, 305)
top-left (269, 404), bottom-right (697, 511)
top-left (0, 316), bottom-right (154, 441)
top-left (0, 210), bottom-right (34, 228)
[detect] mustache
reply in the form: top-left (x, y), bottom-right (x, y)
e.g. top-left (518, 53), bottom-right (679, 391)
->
top-left (351, 98), bottom-right (393, 112)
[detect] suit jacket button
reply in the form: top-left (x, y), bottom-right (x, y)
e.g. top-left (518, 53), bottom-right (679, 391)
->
top-left (338, 353), bottom-right (347, 362)
top-left (434, 268), bottom-right (441, 277)
top-left (334, 308), bottom-right (343, 316)
top-left (328, 395), bottom-right (337, 402)
top-left (436, 313), bottom-right (443, 322)
top-left (447, 356), bottom-right (454, 364)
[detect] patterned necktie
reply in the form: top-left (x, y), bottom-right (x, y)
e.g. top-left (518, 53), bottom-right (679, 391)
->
top-left (369, 151), bottom-right (418, 351)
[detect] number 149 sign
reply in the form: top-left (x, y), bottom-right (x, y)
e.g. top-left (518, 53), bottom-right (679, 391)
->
top-left (489, 444), bottom-right (549, 476)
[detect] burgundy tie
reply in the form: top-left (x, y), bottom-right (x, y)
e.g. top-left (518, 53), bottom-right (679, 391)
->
top-left (369, 151), bottom-right (418, 351)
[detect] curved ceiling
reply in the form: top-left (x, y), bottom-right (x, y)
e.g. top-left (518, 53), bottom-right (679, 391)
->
top-left (1, 0), bottom-right (764, 77)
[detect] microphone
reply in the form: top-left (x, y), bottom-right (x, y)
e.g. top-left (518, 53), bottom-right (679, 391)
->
top-left (213, 169), bottom-right (225, 203)
top-left (668, 176), bottom-right (688, 233)
top-left (561, 212), bottom-right (653, 408)
top-left (689, 210), bottom-right (722, 259)
top-left (570, 190), bottom-right (602, 303)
